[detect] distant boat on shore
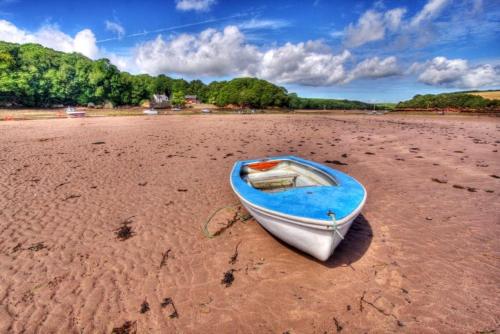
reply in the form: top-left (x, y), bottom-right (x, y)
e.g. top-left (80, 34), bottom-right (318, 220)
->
top-left (230, 156), bottom-right (366, 261)
top-left (65, 107), bottom-right (86, 117)
top-left (143, 108), bottom-right (158, 115)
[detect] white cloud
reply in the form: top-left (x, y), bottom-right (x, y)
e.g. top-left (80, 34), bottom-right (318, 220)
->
top-left (342, 0), bottom-right (452, 48)
top-left (384, 8), bottom-right (406, 31)
top-left (413, 57), bottom-right (499, 88)
top-left (0, 19), bottom-right (99, 58)
top-left (238, 18), bottom-right (290, 30)
top-left (105, 20), bottom-right (125, 39)
top-left (175, 0), bottom-right (216, 12)
top-left (132, 26), bottom-right (400, 86)
top-left (410, 0), bottom-right (449, 27)
top-left (343, 8), bottom-right (406, 47)
top-left (257, 42), bottom-right (351, 86)
top-left (106, 52), bottom-right (133, 71)
top-left (133, 26), bottom-right (353, 85)
top-left (134, 26), bottom-right (259, 76)
top-left (347, 56), bottom-right (400, 82)
top-left (0, 19), bottom-right (31, 43)
top-left (73, 29), bottom-right (99, 59)
top-left (344, 10), bottom-right (386, 47)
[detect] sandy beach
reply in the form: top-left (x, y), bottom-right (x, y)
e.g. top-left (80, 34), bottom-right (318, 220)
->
top-left (0, 114), bottom-right (498, 333)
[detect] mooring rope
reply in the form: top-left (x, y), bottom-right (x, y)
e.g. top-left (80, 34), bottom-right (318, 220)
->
top-left (202, 202), bottom-right (252, 239)
top-left (328, 210), bottom-right (344, 240)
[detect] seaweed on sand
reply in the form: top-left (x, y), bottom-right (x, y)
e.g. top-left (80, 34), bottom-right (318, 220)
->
top-left (140, 300), bottom-right (150, 314)
top-left (333, 317), bottom-right (343, 332)
top-left (111, 321), bottom-right (137, 334)
top-left (28, 242), bottom-right (46, 251)
top-left (12, 243), bottom-right (22, 253)
top-left (63, 194), bottom-right (81, 201)
top-left (160, 249), bottom-right (171, 268)
top-left (229, 242), bottom-right (241, 265)
top-left (115, 216), bottom-right (135, 241)
top-left (161, 297), bottom-right (179, 319)
top-left (221, 269), bottom-right (235, 287)
top-left (115, 225), bottom-right (133, 240)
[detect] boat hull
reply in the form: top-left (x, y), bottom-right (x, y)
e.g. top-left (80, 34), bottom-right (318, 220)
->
top-left (230, 156), bottom-right (366, 261)
top-left (236, 194), bottom-right (361, 261)
top-left (66, 112), bottom-right (86, 117)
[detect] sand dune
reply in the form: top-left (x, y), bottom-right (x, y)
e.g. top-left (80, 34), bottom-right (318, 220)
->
top-left (0, 114), bottom-right (498, 333)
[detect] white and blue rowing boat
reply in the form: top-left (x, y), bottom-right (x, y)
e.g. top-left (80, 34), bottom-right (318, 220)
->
top-left (230, 156), bottom-right (366, 261)
top-left (65, 107), bottom-right (86, 117)
top-left (143, 108), bottom-right (158, 115)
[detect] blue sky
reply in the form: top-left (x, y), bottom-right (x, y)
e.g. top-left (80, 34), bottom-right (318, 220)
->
top-left (0, 0), bottom-right (499, 102)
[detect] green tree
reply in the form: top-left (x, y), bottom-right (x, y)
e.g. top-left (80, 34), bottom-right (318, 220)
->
top-left (171, 91), bottom-right (185, 107)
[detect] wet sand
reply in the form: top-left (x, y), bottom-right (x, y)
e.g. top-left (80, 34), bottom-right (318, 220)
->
top-left (0, 114), bottom-right (498, 333)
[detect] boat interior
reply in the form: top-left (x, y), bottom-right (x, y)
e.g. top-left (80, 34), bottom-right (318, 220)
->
top-left (241, 159), bottom-right (337, 193)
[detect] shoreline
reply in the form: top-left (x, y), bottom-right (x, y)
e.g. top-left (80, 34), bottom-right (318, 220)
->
top-left (1, 107), bottom-right (499, 122)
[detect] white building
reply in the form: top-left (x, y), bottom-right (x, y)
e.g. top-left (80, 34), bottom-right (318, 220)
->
top-left (152, 94), bottom-right (170, 108)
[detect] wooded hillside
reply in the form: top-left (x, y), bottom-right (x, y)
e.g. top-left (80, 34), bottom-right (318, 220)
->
top-left (0, 41), bottom-right (376, 110)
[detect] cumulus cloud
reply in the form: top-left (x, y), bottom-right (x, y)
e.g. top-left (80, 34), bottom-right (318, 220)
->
top-left (344, 8), bottom-right (405, 47)
top-left (257, 43), bottom-right (351, 86)
top-left (0, 19), bottom-right (99, 58)
top-left (105, 20), bottom-right (125, 39)
top-left (347, 56), bottom-right (400, 82)
top-left (106, 52), bottom-right (133, 71)
top-left (412, 56), bottom-right (500, 88)
top-left (134, 26), bottom-right (259, 76)
top-left (344, 10), bottom-right (386, 47)
top-left (132, 26), bottom-right (400, 86)
top-left (0, 19), bottom-right (31, 43)
top-left (342, 0), bottom-right (452, 48)
top-left (175, 0), bottom-right (216, 12)
top-left (72, 29), bottom-right (99, 59)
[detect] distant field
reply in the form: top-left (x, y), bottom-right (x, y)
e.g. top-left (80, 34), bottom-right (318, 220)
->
top-left (467, 90), bottom-right (500, 100)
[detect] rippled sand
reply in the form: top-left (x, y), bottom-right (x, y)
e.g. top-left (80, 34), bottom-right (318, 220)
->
top-left (0, 114), bottom-right (498, 333)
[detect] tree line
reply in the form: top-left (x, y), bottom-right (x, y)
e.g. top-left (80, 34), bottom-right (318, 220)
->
top-left (396, 93), bottom-right (499, 110)
top-left (288, 93), bottom-right (378, 110)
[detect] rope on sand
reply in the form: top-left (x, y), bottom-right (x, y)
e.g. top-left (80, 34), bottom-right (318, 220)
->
top-left (202, 203), bottom-right (252, 239)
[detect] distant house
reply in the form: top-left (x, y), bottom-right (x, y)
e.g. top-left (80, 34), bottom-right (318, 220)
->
top-left (185, 95), bottom-right (199, 104)
top-left (152, 94), bottom-right (170, 108)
